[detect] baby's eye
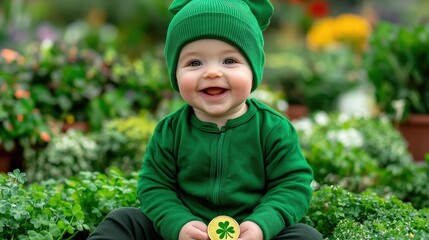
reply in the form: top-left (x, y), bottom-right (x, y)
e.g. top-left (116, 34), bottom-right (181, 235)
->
top-left (187, 60), bottom-right (202, 67)
top-left (223, 58), bottom-right (237, 64)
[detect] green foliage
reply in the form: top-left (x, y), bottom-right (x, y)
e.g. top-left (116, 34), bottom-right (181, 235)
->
top-left (25, 130), bottom-right (99, 182)
top-left (250, 85), bottom-right (288, 113)
top-left (93, 112), bottom-right (157, 174)
top-left (1, 42), bottom-right (169, 132)
top-left (295, 112), bottom-right (429, 209)
top-left (0, 168), bottom-right (139, 238)
top-left (296, 112), bottom-right (384, 192)
top-left (350, 115), bottom-right (412, 167)
top-left (0, 169), bottom-right (90, 240)
top-left (265, 47), bottom-right (362, 112)
top-left (302, 185), bottom-right (429, 239)
top-left (365, 21), bottom-right (429, 119)
top-left (297, 112), bottom-right (411, 167)
top-left (376, 162), bottom-right (429, 209)
top-left (1, 41), bottom-right (168, 165)
top-left (25, 113), bottom-right (157, 182)
top-left (0, 56), bottom-right (51, 151)
top-left (62, 169), bottom-right (140, 231)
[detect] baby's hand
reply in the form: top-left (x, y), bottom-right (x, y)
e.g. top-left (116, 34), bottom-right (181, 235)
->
top-left (179, 221), bottom-right (209, 240)
top-left (238, 221), bottom-right (263, 240)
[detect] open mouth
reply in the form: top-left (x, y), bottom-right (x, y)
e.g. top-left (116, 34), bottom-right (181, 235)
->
top-left (202, 87), bottom-right (227, 96)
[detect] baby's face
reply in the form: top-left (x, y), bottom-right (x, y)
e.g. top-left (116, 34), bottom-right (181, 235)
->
top-left (176, 39), bottom-right (253, 122)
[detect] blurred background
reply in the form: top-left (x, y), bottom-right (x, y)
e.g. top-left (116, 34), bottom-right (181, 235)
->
top-left (2, 0), bottom-right (428, 115)
top-left (1, 0), bottom-right (429, 171)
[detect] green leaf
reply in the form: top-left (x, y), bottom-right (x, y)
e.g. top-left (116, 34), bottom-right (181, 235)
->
top-left (49, 225), bottom-right (61, 237)
top-left (13, 211), bottom-right (21, 220)
top-left (30, 218), bottom-right (41, 228)
top-left (75, 211), bottom-right (85, 221)
top-left (72, 204), bottom-right (81, 215)
top-left (57, 220), bottom-right (66, 230)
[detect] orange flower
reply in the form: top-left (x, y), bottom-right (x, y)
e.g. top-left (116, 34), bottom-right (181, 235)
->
top-left (40, 132), bottom-right (51, 142)
top-left (17, 114), bottom-right (24, 122)
top-left (15, 89), bottom-right (31, 99)
top-left (0, 48), bottom-right (25, 64)
top-left (1, 83), bottom-right (7, 92)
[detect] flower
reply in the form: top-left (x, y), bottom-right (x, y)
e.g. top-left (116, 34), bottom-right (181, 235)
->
top-left (306, 17), bottom-right (337, 50)
top-left (307, 1), bottom-right (329, 18)
top-left (1, 83), bottom-right (7, 92)
top-left (14, 89), bottom-right (31, 99)
top-left (306, 14), bottom-right (372, 52)
top-left (40, 132), bottom-right (51, 142)
top-left (314, 111), bottom-right (329, 126)
top-left (17, 114), bottom-right (24, 122)
top-left (0, 48), bottom-right (25, 64)
top-left (327, 128), bottom-right (364, 148)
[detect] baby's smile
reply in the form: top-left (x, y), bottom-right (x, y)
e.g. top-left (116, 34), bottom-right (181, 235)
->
top-left (202, 87), bottom-right (227, 96)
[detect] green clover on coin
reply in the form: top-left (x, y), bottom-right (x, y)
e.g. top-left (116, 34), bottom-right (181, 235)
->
top-left (216, 221), bottom-right (235, 239)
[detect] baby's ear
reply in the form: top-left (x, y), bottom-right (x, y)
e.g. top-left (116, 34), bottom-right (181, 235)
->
top-left (169, 0), bottom-right (192, 15)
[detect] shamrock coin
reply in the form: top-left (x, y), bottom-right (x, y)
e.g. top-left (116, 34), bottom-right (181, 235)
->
top-left (208, 215), bottom-right (240, 240)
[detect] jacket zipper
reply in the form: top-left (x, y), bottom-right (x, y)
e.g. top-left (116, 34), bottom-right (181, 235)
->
top-left (213, 130), bottom-right (226, 206)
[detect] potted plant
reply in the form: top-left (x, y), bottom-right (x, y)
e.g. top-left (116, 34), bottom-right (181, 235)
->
top-left (365, 21), bottom-right (429, 160)
top-left (0, 49), bottom-right (51, 173)
top-left (264, 13), bottom-right (371, 119)
top-left (265, 46), bottom-right (362, 119)
top-left (25, 130), bottom-right (99, 182)
top-left (26, 42), bottom-right (169, 131)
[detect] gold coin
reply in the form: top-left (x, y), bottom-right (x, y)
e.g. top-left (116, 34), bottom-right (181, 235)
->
top-left (207, 215), bottom-right (240, 240)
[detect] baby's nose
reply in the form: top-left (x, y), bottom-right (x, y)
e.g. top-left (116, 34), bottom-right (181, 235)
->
top-left (203, 67), bottom-right (223, 79)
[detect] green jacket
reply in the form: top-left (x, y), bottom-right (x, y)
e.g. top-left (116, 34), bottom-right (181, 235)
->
top-left (137, 98), bottom-right (313, 240)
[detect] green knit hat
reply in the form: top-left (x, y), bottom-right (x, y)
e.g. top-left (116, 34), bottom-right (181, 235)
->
top-left (165, 0), bottom-right (274, 92)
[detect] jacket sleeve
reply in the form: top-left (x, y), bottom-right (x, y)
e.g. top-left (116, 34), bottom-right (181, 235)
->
top-left (244, 119), bottom-right (314, 239)
top-left (136, 119), bottom-right (202, 240)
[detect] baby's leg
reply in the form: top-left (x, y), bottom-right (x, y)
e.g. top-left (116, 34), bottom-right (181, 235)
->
top-left (273, 223), bottom-right (322, 240)
top-left (87, 207), bottom-right (161, 240)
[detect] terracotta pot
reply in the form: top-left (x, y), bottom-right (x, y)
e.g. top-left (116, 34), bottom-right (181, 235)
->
top-left (0, 144), bottom-right (13, 173)
top-left (0, 142), bottom-right (25, 173)
top-left (62, 121), bottom-right (90, 133)
top-left (398, 114), bottom-right (429, 161)
top-left (286, 104), bottom-right (309, 121)
top-left (0, 156), bottom-right (12, 173)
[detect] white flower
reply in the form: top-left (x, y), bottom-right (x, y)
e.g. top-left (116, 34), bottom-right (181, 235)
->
top-left (293, 118), bottom-right (313, 135)
top-left (314, 112), bottom-right (330, 126)
top-left (276, 100), bottom-right (288, 112)
top-left (327, 128), bottom-right (363, 148)
top-left (338, 112), bottom-right (351, 124)
top-left (251, 89), bottom-right (274, 104)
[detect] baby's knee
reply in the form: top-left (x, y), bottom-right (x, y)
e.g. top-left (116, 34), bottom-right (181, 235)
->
top-left (106, 207), bottom-right (142, 220)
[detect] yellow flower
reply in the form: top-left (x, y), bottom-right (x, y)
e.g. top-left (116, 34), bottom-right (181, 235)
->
top-left (333, 14), bottom-right (372, 51)
top-left (306, 14), bottom-right (372, 52)
top-left (306, 17), bottom-right (337, 51)
top-left (66, 115), bottom-right (75, 124)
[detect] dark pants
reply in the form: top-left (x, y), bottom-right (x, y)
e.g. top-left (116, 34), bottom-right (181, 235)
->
top-left (87, 207), bottom-right (323, 240)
